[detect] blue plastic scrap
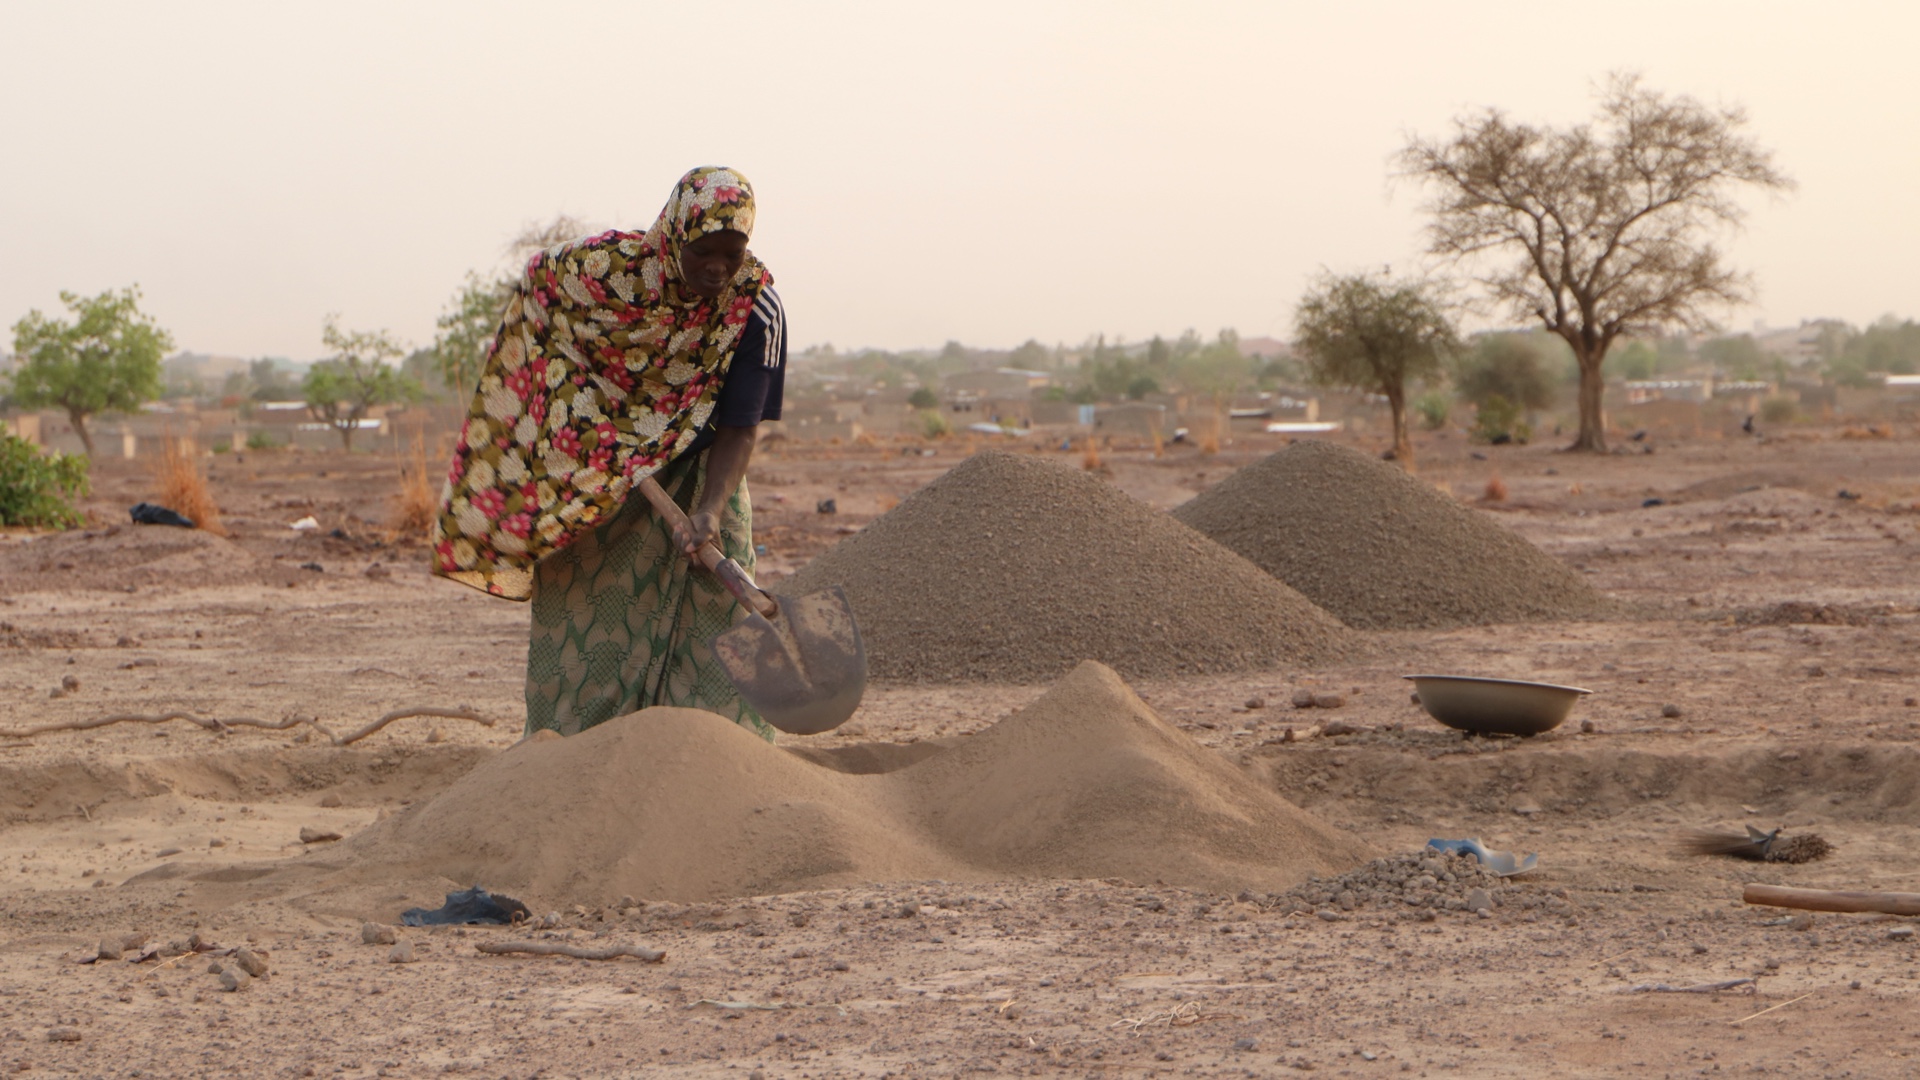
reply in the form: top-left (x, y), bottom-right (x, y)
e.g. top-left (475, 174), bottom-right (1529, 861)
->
top-left (1426, 838), bottom-right (1539, 877)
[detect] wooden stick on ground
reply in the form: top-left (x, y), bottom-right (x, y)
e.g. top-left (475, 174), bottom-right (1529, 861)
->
top-left (1743, 884), bottom-right (1920, 917)
top-left (475, 941), bottom-right (665, 962)
top-left (330, 707), bottom-right (495, 747)
top-left (0, 712), bottom-right (309, 740)
top-left (1729, 991), bottom-right (1815, 1026)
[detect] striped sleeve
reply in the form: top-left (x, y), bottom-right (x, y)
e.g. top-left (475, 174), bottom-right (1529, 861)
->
top-left (752, 286), bottom-right (785, 369)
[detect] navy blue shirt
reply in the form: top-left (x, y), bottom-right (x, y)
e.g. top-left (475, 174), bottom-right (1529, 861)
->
top-left (685, 285), bottom-right (785, 455)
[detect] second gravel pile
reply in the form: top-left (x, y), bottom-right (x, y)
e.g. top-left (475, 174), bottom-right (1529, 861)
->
top-left (784, 450), bottom-right (1360, 682)
top-left (1173, 440), bottom-right (1604, 629)
top-left (1264, 849), bottom-right (1553, 919)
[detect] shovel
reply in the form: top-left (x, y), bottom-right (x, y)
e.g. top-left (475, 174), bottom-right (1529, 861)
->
top-left (636, 475), bottom-right (866, 735)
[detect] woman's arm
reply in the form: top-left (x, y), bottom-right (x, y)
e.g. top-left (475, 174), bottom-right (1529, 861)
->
top-left (674, 424), bottom-right (756, 557)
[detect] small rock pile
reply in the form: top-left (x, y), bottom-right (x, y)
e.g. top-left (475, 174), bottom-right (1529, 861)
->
top-left (1266, 849), bottom-right (1520, 917)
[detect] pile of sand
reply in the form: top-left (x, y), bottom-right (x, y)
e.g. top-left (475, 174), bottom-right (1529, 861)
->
top-left (781, 451), bottom-right (1359, 682)
top-left (1172, 441), bottom-right (1604, 629)
top-left (335, 661), bottom-right (1375, 906)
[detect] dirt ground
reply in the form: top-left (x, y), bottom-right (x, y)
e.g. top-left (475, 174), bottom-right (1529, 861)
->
top-left (2, 422), bottom-right (1919, 1078)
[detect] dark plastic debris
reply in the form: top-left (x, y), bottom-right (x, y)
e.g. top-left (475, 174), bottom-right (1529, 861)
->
top-left (402, 886), bottom-right (531, 926)
top-left (130, 503), bottom-right (194, 528)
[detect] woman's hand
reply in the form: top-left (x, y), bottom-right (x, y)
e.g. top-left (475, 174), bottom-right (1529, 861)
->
top-left (674, 508), bottom-right (722, 561)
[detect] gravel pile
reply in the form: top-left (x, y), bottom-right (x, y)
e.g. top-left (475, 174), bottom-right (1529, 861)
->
top-left (1172, 440), bottom-right (1604, 630)
top-left (782, 450), bottom-right (1360, 683)
top-left (1265, 849), bottom-right (1541, 918)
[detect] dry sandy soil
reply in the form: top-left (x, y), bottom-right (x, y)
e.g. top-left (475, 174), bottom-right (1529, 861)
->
top-left (2, 423), bottom-right (1919, 1078)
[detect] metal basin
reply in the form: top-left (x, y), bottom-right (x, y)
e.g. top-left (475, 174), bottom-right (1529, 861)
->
top-left (1404, 675), bottom-right (1592, 737)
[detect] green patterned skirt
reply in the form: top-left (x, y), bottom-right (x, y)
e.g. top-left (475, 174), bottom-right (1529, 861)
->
top-left (524, 451), bottom-right (773, 740)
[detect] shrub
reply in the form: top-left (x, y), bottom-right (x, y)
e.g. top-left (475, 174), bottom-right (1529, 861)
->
top-left (918, 409), bottom-right (951, 439)
top-left (906, 387), bottom-right (938, 410)
top-left (1759, 396), bottom-right (1797, 424)
top-left (1414, 391), bottom-right (1452, 430)
top-left (246, 429), bottom-right (282, 450)
top-left (0, 425), bottom-right (90, 528)
top-left (153, 436), bottom-right (226, 535)
top-left (1470, 395), bottom-right (1531, 444)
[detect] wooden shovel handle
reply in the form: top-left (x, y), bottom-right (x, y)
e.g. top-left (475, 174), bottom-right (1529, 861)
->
top-left (635, 475), bottom-right (778, 619)
top-left (1743, 883), bottom-right (1920, 917)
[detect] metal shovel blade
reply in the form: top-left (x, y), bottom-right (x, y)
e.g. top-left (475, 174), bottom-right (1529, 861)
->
top-left (714, 585), bottom-right (866, 735)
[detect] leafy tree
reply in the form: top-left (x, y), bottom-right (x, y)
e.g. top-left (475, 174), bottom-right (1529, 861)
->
top-left (303, 317), bottom-right (420, 451)
top-left (430, 272), bottom-right (514, 395)
top-left (1124, 374), bottom-right (1161, 400)
top-left (1829, 317), bottom-right (1920, 382)
top-left (1294, 272), bottom-right (1458, 470)
top-left (906, 386), bottom-right (939, 409)
top-left (1400, 73), bottom-right (1793, 452)
top-left (1457, 334), bottom-right (1555, 412)
top-left (1007, 339), bottom-right (1051, 370)
top-left (0, 423), bottom-right (90, 528)
top-left (1611, 341), bottom-right (1659, 381)
top-left (1173, 330), bottom-right (1251, 407)
top-left (7, 286), bottom-right (173, 456)
top-left (1699, 334), bottom-right (1769, 379)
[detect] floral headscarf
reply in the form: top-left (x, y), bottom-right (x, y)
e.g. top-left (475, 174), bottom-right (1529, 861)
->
top-left (432, 166), bottom-right (772, 599)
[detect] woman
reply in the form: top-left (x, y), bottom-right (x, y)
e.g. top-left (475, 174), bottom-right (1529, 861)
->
top-left (432, 167), bottom-right (786, 740)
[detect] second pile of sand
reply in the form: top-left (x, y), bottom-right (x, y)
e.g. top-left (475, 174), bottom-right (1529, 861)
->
top-left (339, 662), bottom-right (1374, 905)
top-left (1174, 440), bottom-right (1605, 629)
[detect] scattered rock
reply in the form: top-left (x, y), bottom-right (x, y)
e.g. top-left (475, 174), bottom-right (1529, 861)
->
top-left (1244, 697), bottom-right (1266, 710)
top-left (1233, 1038), bottom-right (1259, 1052)
top-left (209, 838), bottom-right (225, 848)
top-left (96, 939), bottom-right (123, 962)
top-left (1311, 692), bottom-right (1346, 709)
top-left (1319, 720), bottom-right (1362, 737)
top-left (60, 674), bottom-right (81, 692)
top-left (47, 1027), bottom-right (82, 1043)
top-left (388, 941), bottom-right (416, 964)
top-left (364, 562), bottom-right (392, 579)
top-left (218, 966), bottom-right (251, 992)
top-left (299, 826), bottom-right (343, 844)
top-left (361, 922), bottom-right (397, 946)
top-left (1660, 703), bottom-right (1684, 719)
top-left (1890, 927), bottom-right (1915, 941)
top-left (155, 847), bottom-right (182, 858)
top-left (1291, 690), bottom-right (1317, 709)
top-left (426, 727), bottom-right (446, 744)
top-left (1465, 888), bottom-right (1492, 913)
top-left (233, 948), bottom-right (270, 978)
top-left (1579, 719), bottom-right (1597, 734)
top-left (319, 793), bottom-right (343, 808)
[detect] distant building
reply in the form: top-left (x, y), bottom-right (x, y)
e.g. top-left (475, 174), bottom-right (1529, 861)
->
top-left (943, 368), bottom-right (1052, 398)
top-left (1751, 320), bottom-right (1848, 367)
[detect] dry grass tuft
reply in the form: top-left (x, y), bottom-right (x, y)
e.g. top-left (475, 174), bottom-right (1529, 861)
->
top-left (1081, 436), bottom-right (1102, 472)
top-left (390, 433), bottom-right (437, 542)
top-left (1482, 473), bottom-right (1508, 503)
top-left (152, 435), bottom-right (226, 536)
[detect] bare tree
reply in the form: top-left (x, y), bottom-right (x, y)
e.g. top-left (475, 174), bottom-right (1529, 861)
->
top-left (1399, 74), bottom-right (1792, 452)
top-left (1294, 271), bottom-right (1458, 471)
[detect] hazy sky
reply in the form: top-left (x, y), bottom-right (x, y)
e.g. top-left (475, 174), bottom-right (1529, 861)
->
top-left (3, 1), bottom-right (1915, 361)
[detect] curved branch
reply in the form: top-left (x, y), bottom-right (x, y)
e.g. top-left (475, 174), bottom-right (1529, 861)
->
top-left (0, 712), bottom-right (308, 740)
top-left (331, 707), bottom-right (496, 747)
